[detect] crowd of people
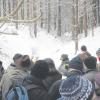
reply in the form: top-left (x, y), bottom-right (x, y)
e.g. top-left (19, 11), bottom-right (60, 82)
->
top-left (0, 45), bottom-right (100, 100)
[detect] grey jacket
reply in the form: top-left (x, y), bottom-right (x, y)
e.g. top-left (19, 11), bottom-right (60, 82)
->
top-left (83, 69), bottom-right (97, 82)
top-left (58, 61), bottom-right (69, 76)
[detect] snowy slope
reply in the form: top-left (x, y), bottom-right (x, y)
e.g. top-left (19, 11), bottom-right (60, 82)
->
top-left (0, 24), bottom-right (100, 69)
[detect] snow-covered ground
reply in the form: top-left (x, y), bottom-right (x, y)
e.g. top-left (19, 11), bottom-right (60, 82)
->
top-left (0, 24), bottom-right (100, 69)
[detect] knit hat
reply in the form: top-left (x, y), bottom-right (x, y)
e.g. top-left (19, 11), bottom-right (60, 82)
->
top-left (84, 56), bottom-right (97, 69)
top-left (13, 53), bottom-right (23, 62)
top-left (59, 76), bottom-right (94, 100)
top-left (31, 60), bottom-right (49, 79)
top-left (60, 54), bottom-right (69, 61)
top-left (69, 56), bottom-right (83, 72)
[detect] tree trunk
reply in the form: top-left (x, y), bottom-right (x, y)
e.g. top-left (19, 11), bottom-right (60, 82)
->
top-left (40, 1), bottom-right (43, 28)
top-left (72, 0), bottom-right (75, 39)
top-left (75, 0), bottom-right (79, 54)
top-left (33, 0), bottom-right (37, 38)
top-left (84, 1), bottom-right (88, 37)
top-left (47, 0), bottom-right (51, 33)
top-left (57, 0), bottom-right (62, 36)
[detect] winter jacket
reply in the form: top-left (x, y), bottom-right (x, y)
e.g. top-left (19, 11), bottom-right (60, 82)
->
top-left (49, 80), bottom-right (62, 100)
top-left (49, 70), bottom-right (82, 100)
top-left (23, 75), bottom-right (51, 100)
top-left (79, 51), bottom-right (91, 61)
top-left (43, 71), bottom-right (62, 90)
top-left (83, 69), bottom-right (97, 82)
top-left (0, 66), bottom-right (29, 100)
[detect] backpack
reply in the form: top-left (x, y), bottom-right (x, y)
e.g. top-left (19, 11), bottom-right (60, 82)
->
top-left (6, 84), bottom-right (39, 100)
top-left (6, 85), bottom-right (29, 100)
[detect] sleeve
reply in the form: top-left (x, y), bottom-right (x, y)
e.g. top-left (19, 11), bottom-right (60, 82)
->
top-left (0, 74), bottom-right (12, 100)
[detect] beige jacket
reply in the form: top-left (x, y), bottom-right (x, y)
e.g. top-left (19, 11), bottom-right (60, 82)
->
top-left (0, 66), bottom-right (29, 100)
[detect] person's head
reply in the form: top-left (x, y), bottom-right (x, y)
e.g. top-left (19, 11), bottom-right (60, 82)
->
top-left (21, 55), bottom-right (31, 68)
top-left (60, 54), bottom-right (69, 62)
top-left (69, 56), bottom-right (84, 73)
top-left (84, 56), bottom-right (97, 70)
top-left (59, 76), bottom-right (94, 100)
top-left (44, 58), bottom-right (57, 74)
top-left (13, 53), bottom-right (23, 66)
top-left (31, 60), bottom-right (49, 80)
top-left (96, 48), bottom-right (100, 56)
top-left (81, 45), bottom-right (87, 52)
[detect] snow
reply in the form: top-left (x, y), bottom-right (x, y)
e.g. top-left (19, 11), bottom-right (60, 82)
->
top-left (0, 24), bottom-right (100, 69)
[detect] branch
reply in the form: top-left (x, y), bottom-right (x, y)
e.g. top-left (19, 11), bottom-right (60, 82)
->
top-left (8, 0), bottom-right (24, 17)
top-left (0, 32), bottom-right (18, 35)
top-left (0, 22), bottom-right (6, 28)
top-left (7, 13), bottom-right (41, 23)
top-left (0, 0), bottom-right (24, 22)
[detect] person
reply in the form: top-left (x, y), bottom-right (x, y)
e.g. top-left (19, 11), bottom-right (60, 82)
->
top-left (79, 45), bottom-right (91, 61)
top-left (68, 56), bottom-right (84, 76)
top-left (96, 48), bottom-right (100, 71)
top-left (9, 53), bottom-right (23, 68)
top-left (0, 54), bottom-right (31, 100)
top-left (96, 48), bottom-right (100, 62)
top-left (83, 56), bottom-right (97, 82)
top-left (0, 61), bottom-right (4, 81)
top-left (81, 45), bottom-right (91, 56)
top-left (23, 60), bottom-right (51, 100)
top-left (94, 73), bottom-right (100, 100)
top-left (48, 56), bottom-right (83, 100)
top-left (58, 76), bottom-right (95, 100)
top-left (43, 58), bottom-right (62, 90)
top-left (58, 54), bottom-right (69, 76)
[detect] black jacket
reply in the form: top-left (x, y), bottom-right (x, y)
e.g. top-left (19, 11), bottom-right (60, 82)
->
top-left (49, 80), bottom-right (62, 100)
top-left (23, 75), bottom-right (51, 100)
top-left (43, 71), bottom-right (62, 90)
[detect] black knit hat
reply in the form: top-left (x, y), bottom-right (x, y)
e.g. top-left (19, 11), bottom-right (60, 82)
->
top-left (13, 53), bottom-right (23, 62)
top-left (31, 60), bottom-right (49, 79)
top-left (69, 56), bottom-right (83, 72)
top-left (84, 56), bottom-right (97, 69)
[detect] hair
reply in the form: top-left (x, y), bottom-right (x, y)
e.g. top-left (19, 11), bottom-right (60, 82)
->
top-left (84, 56), bottom-right (97, 70)
top-left (21, 55), bottom-right (31, 67)
top-left (13, 53), bottom-right (23, 62)
top-left (44, 58), bottom-right (57, 75)
top-left (31, 60), bottom-right (49, 79)
top-left (81, 45), bottom-right (87, 51)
